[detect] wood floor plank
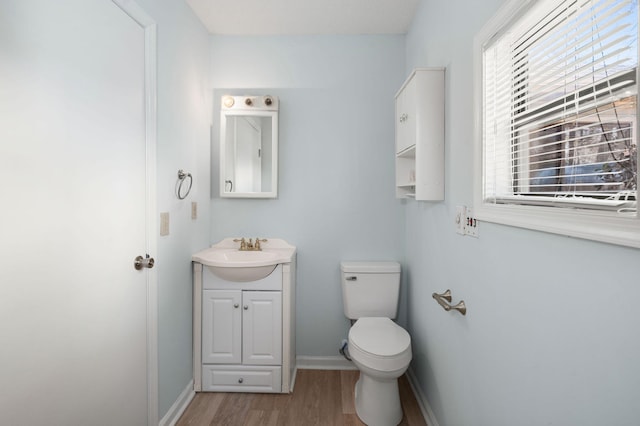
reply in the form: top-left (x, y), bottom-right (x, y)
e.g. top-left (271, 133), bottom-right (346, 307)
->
top-left (340, 370), bottom-right (359, 415)
top-left (176, 370), bottom-right (427, 426)
top-left (398, 375), bottom-right (427, 426)
top-left (210, 393), bottom-right (256, 426)
top-left (176, 392), bottom-right (225, 426)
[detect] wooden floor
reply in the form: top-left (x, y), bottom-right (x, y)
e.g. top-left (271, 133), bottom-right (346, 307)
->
top-left (177, 369), bottom-right (427, 426)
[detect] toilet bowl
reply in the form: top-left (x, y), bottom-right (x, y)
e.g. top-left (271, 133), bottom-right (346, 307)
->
top-left (348, 317), bottom-right (412, 426)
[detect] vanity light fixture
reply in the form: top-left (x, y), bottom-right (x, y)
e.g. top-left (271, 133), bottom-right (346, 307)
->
top-left (222, 96), bottom-right (234, 108)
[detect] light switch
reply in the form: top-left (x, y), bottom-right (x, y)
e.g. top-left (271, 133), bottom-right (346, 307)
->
top-left (465, 208), bottom-right (479, 238)
top-left (160, 212), bottom-right (170, 236)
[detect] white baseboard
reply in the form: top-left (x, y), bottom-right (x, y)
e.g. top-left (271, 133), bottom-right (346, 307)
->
top-left (406, 368), bottom-right (440, 426)
top-left (159, 379), bottom-right (195, 426)
top-left (296, 355), bottom-right (357, 370)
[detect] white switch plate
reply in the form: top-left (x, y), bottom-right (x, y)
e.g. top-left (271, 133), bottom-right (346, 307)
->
top-left (455, 205), bottom-right (466, 235)
top-left (455, 205), bottom-right (479, 237)
top-left (465, 207), bottom-right (479, 238)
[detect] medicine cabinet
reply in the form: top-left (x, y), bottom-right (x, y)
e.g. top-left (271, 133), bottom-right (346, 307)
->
top-left (220, 95), bottom-right (279, 198)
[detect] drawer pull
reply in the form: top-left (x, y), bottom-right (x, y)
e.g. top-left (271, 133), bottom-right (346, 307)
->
top-left (234, 303), bottom-right (239, 308)
top-left (238, 378), bottom-right (243, 384)
top-left (244, 305), bottom-right (249, 310)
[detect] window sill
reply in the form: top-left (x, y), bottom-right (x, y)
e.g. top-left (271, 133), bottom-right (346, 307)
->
top-left (474, 202), bottom-right (640, 249)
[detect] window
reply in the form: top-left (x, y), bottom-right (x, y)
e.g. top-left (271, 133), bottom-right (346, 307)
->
top-left (475, 0), bottom-right (640, 248)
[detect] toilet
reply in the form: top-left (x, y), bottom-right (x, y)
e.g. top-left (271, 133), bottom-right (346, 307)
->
top-left (341, 261), bottom-right (412, 426)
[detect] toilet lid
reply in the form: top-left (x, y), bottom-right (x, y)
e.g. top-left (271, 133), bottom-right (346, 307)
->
top-left (349, 317), bottom-right (411, 357)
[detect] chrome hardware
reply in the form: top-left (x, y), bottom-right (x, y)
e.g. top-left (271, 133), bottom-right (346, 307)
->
top-left (134, 254), bottom-right (155, 270)
top-left (176, 169), bottom-right (192, 200)
top-left (243, 305), bottom-right (248, 310)
top-left (346, 276), bottom-right (357, 281)
top-left (234, 303), bottom-right (239, 308)
top-left (238, 378), bottom-right (244, 383)
top-left (432, 289), bottom-right (466, 316)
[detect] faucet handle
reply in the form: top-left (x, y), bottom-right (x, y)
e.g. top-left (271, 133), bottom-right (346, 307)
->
top-left (253, 238), bottom-right (267, 250)
top-left (254, 238), bottom-right (267, 251)
top-left (233, 238), bottom-right (247, 250)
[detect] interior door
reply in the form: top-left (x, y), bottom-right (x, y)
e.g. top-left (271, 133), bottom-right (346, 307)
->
top-left (0, 0), bottom-right (153, 424)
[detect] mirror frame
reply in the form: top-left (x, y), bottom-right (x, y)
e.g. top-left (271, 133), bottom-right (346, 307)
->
top-left (219, 95), bottom-right (279, 198)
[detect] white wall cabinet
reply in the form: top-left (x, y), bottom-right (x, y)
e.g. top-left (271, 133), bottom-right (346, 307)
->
top-left (192, 239), bottom-right (296, 394)
top-left (395, 68), bottom-right (445, 200)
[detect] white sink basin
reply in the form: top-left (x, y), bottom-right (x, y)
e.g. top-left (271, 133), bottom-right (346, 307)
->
top-left (196, 249), bottom-right (280, 267)
top-left (192, 239), bottom-right (296, 282)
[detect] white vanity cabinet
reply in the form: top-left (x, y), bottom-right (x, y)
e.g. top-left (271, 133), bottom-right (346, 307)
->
top-left (192, 239), bottom-right (296, 394)
top-left (395, 68), bottom-right (445, 200)
top-left (202, 289), bottom-right (282, 366)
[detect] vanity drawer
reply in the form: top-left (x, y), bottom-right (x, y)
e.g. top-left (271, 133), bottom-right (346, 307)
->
top-left (202, 365), bottom-right (282, 393)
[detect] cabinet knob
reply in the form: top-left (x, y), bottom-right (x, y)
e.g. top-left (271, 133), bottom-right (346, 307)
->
top-left (234, 303), bottom-right (239, 308)
top-left (243, 305), bottom-right (249, 310)
top-left (238, 378), bottom-right (244, 383)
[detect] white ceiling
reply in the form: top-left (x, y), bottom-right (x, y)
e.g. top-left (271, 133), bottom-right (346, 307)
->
top-left (185, 0), bottom-right (420, 35)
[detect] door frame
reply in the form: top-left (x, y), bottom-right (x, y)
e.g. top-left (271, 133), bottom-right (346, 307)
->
top-left (111, 1), bottom-right (158, 424)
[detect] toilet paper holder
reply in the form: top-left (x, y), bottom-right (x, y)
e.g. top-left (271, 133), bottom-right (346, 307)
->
top-left (432, 289), bottom-right (467, 316)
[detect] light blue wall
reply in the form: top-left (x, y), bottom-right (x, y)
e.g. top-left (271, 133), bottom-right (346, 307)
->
top-left (209, 35), bottom-right (407, 356)
top-left (136, 0), bottom-right (211, 419)
top-left (404, 1), bottom-right (640, 425)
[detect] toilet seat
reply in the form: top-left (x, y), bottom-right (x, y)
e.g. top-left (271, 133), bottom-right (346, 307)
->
top-left (349, 317), bottom-right (412, 372)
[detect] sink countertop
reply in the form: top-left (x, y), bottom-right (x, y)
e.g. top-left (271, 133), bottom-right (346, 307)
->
top-left (192, 238), bottom-right (296, 268)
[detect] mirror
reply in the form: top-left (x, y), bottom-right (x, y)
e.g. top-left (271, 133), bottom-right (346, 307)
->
top-left (220, 95), bottom-right (278, 198)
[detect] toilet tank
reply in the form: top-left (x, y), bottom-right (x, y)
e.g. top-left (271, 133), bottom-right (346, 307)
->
top-left (340, 261), bottom-right (401, 320)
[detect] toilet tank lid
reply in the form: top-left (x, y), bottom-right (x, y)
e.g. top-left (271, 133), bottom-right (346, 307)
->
top-left (340, 261), bottom-right (400, 273)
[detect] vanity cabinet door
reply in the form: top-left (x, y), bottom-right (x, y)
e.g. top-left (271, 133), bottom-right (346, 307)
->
top-left (242, 291), bottom-right (282, 365)
top-left (202, 290), bottom-right (242, 364)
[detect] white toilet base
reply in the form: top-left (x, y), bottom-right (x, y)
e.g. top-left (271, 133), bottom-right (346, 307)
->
top-left (354, 372), bottom-right (403, 426)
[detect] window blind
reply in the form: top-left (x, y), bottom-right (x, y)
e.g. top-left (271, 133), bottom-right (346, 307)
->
top-left (483, 0), bottom-right (638, 213)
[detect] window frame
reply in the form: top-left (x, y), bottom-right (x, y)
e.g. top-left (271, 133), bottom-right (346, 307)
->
top-left (473, 0), bottom-right (640, 248)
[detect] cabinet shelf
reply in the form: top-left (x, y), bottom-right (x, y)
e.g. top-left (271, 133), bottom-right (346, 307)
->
top-left (394, 68), bottom-right (445, 201)
top-left (396, 145), bottom-right (416, 159)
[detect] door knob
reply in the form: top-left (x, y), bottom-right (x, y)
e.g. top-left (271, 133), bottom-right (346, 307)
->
top-left (134, 254), bottom-right (155, 270)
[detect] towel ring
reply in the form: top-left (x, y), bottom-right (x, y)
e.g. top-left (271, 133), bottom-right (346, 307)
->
top-left (177, 169), bottom-right (192, 200)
